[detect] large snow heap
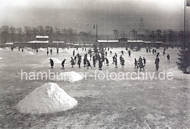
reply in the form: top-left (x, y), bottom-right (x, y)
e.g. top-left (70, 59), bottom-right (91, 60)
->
top-left (17, 82), bottom-right (78, 114)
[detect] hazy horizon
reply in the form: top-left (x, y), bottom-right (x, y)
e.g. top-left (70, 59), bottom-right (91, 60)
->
top-left (0, 0), bottom-right (189, 34)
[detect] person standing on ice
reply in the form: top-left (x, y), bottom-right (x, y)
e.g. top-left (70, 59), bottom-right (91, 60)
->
top-left (89, 53), bottom-right (92, 61)
top-left (155, 56), bottom-right (160, 71)
top-left (57, 48), bottom-right (59, 54)
top-left (77, 55), bottom-right (82, 68)
top-left (74, 56), bottom-right (77, 62)
top-left (11, 46), bottom-right (14, 51)
top-left (112, 54), bottom-right (114, 63)
top-left (134, 58), bottom-right (138, 68)
top-left (73, 50), bottom-right (75, 56)
top-left (113, 53), bottom-right (117, 64)
top-left (47, 50), bottom-right (49, 56)
top-left (49, 58), bottom-right (54, 69)
top-left (143, 57), bottom-right (146, 66)
top-left (138, 56), bottom-right (144, 71)
top-left (120, 55), bottom-right (125, 67)
top-left (105, 57), bottom-right (109, 66)
top-left (167, 54), bottom-right (170, 63)
top-left (146, 48), bottom-right (149, 53)
top-left (121, 50), bottom-right (124, 55)
top-left (61, 59), bottom-right (66, 69)
top-left (157, 52), bottom-right (160, 57)
top-left (128, 50), bottom-right (131, 57)
top-left (83, 54), bottom-right (87, 67)
top-left (105, 51), bottom-right (108, 57)
top-left (86, 59), bottom-right (92, 69)
top-left (113, 55), bottom-right (118, 68)
top-left (70, 57), bottom-right (75, 68)
top-left (163, 48), bottom-right (166, 55)
top-left (50, 49), bottom-right (53, 55)
top-left (152, 49), bottom-right (154, 54)
top-left (92, 55), bottom-right (96, 67)
top-left (98, 58), bottom-right (103, 70)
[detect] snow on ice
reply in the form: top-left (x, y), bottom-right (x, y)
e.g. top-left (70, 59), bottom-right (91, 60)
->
top-left (57, 71), bottom-right (84, 82)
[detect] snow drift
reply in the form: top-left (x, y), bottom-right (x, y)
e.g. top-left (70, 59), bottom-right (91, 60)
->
top-left (48, 57), bottom-right (61, 64)
top-left (165, 67), bottom-right (190, 80)
top-left (39, 48), bottom-right (46, 52)
top-left (24, 51), bottom-right (35, 55)
top-left (41, 57), bottom-right (61, 64)
top-left (17, 82), bottom-right (78, 114)
top-left (57, 71), bottom-right (84, 82)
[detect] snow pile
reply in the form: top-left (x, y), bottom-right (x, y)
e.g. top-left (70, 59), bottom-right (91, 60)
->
top-left (25, 51), bottom-right (35, 55)
top-left (165, 67), bottom-right (190, 80)
top-left (57, 71), bottom-right (84, 82)
top-left (41, 58), bottom-right (61, 66)
top-left (0, 57), bottom-right (2, 60)
top-left (28, 51), bottom-right (35, 55)
top-left (4, 47), bottom-right (9, 50)
top-left (39, 48), bottom-right (46, 51)
top-left (48, 57), bottom-right (61, 64)
top-left (17, 82), bottom-right (78, 114)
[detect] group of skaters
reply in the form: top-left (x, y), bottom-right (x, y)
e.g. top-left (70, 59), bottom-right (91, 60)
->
top-left (11, 46), bottom-right (58, 55)
top-left (49, 48), bottom-right (131, 70)
top-left (48, 47), bottom-right (171, 72)
top-left (10, 46), bottom-right (170, 71)
top-left (134, 57), bottom-right (146, 71)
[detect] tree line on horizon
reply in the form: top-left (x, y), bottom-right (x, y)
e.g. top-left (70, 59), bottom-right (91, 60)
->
top-left (0, 25), bottom-right (95, 44)
top-left (0, 25), bottom-right (189, 46)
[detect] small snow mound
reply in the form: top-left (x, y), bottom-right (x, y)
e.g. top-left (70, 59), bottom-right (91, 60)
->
top-left (0, 57), bottom-right (3, 60)
top-left (17, 82), bottom-right (77, 114)
top-left (41, 58), bottom-right (61, 65)
top-left (39, 48), bottom-right (46, 51)
top-left (48, 57), bottom-right (61, 64)
top-left (25, 51), bottom-right (35, 55)
top-left (57, 71), bottom-right (83, 82)
top-left (165, 67), bottom-right (190, 80)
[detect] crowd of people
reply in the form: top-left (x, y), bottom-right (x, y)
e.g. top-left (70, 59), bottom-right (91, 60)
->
top-left (10, 46), bottom-right (171, 71)
top-left (47, 47), bottom-right (171, 72)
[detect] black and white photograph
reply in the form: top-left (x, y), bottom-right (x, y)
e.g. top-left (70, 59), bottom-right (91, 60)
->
top-left (0, 0), bottom-right (190, 128)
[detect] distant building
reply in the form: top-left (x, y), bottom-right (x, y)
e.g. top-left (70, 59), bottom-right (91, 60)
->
top-left (97, 40), bottom-right (119, 43)
top-left (28, 35), bottom-right (49, 43)
top-left (97, 39), bottom-right (125, 47)
top-left (36, 35), bottom-right (49, 40)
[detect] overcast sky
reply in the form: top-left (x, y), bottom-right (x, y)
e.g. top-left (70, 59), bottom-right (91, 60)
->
top-left (0, 0), bottom-right (188, 34)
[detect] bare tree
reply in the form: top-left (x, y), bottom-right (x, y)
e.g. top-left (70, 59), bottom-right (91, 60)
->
top-left (0, 26), bottom-right (9, 43)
